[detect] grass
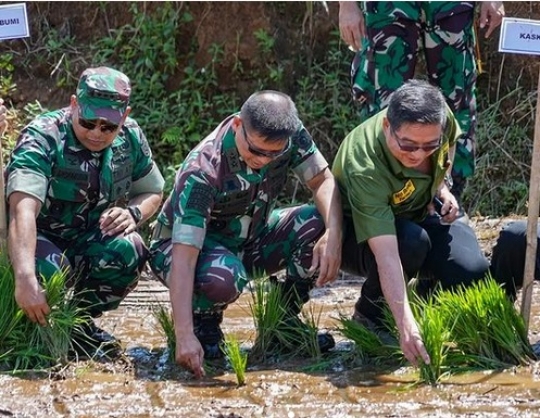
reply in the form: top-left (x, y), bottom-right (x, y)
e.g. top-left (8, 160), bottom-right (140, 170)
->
top-left (336, 276), bottom-right (535, 385)
top-left (249, 277), bottom-right (322, 360)
top-left (0, 254), bottom-right (86, 372)
top-left (153, 305), bottom-right (176, 362)
top-left (222, 334), bottom-right (248, 386)
top-left (337, 315), bottom-right (399, 364)
top-left (413, 277), bottom-right (535, 384)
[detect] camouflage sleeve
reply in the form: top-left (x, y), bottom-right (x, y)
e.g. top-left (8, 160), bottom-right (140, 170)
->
top-left (171, 166), bottom-right (216, 249)
top-left (124, 119), bottom-right (165, 196)
top-left (290, 126), bottom-right (329, 183)
top-left (6, 125), bottom-right (54, 203)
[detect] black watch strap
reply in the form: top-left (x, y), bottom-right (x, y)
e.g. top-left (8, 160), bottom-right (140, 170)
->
top-left (127, 205), bottom-right (143, 225)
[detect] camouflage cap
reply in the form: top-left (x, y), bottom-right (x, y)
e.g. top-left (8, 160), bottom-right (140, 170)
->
top-left (76, 67), bottom-right (131, 125)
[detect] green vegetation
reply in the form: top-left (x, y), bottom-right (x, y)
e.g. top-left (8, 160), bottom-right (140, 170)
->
top-left (222, 334), bottom-right (248, 386)
top-left (0, 254), bottom-right (87, 372)
top-left (249, 277), bottom-right (321, 360)
top-left (339, 277), bottom-right (535, 385)
top-left (1, 3), bottom-right (530, 215)
top-left (154, 305), bottom-right (176, 363)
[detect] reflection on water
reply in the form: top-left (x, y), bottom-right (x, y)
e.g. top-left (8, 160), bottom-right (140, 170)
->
top-left (2, 278), bottom-right (540, 417)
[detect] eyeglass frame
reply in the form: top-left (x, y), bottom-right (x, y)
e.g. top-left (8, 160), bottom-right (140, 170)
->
top-left (241, 124), bottom-right (290, 158)
top-left (390, 127), bottom-right (442, 153)
top-left (77, 112), bottom-right (119, 133)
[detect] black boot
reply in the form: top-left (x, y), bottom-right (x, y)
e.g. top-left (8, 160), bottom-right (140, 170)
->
top-left (71, 320), bottom-right (123, 359)
top-left (193, 311), bottom-right (225, 359)
top-left (273, 278), bottom-right (335, 354)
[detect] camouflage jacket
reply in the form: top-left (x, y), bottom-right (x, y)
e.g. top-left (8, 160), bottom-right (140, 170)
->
top-left (155, 115), bottom-right (328, 251)
top-left (6, 107), bottom-right (164, 242)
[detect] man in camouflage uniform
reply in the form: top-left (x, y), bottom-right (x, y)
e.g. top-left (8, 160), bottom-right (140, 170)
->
top-left (338, 1), bottom-right (505, 201)
top-left (6, 67), bottom-right (165, 357)
top-left (149, 90), bottom-right (342, 378)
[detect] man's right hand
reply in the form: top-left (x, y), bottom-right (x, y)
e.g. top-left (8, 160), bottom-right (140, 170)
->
top-left (175, 331), bottom-right (206, 379)
top-left (398, 317), bottom-right (430, 367)
top-left (338, 1), bottom-right (366, 52)
top-left (15, 276), bottom-right (50, 326)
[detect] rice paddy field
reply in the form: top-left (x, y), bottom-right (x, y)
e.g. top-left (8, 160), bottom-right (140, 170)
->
top-left (3, 216), bottom-right (540, 418)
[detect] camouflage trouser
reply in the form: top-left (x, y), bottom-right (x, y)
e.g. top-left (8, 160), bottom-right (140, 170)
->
top-left (148, 204), bottom-right (325, 313)
top-left (351, 1), bottom-right (477, 180)
top-left (36, 229), bottom-right (148, 317)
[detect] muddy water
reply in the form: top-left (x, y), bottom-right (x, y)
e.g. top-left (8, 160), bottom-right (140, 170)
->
top-left (4, 222), bottom-right (540, 417)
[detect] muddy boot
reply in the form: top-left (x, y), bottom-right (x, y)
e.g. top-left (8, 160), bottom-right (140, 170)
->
top-left (273, 278), bottom-right (335, 354)
top-left (71, 319), bottom-right (123, 359)
top-left (193, 311), bottom-right (225, 359)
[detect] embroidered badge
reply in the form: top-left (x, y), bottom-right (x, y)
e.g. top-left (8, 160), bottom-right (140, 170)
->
top-left (392, 179), bottom-right (415, 205)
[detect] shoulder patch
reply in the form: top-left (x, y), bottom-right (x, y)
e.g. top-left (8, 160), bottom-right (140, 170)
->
top-left (186, 182), bottom-right (214, 212)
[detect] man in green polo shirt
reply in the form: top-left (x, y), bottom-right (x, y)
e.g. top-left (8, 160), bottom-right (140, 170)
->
top-left (332, 80), bottom-right (489, 366)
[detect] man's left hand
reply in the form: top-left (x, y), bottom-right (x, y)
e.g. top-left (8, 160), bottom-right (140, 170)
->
top-left (99, 206), bottom-right (138, 236)
top-left (428, 191), bottom-right (460, 224)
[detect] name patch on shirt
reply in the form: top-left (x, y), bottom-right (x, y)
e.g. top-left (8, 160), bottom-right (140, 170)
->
top-left (392, 179), bottom-right (415, 205)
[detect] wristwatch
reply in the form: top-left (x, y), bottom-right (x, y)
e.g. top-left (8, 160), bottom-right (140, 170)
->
top-left (127, 205), bottom-right (143, 225)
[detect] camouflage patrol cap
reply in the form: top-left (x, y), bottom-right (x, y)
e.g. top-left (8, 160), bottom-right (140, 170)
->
top-left (76, 67), bottom-right (131, 125)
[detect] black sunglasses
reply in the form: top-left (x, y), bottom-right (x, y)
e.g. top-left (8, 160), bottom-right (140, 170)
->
top-left (391, 128), bottom-right (441, 153)
top-left (78, 117), bottom-right (119, 133)
top-left (241, 125), bottom-right (290, 158)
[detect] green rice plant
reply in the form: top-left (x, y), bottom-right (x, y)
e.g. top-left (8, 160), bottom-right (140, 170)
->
top-left (336, 314), bottom-right (400, 363)
top-left (222, 334), bottom-right (248, 386)
top-left (413, 297), bottom-right (454, 384)
top-left (153, 304), bottom-right (176, 362)
top-left (436, 277), bottom-right (534, 368)
top-left (249, 277), bottom-right (289, 359)
top-left (0, 254), bottom-right (85, 372)
top-left (249, 277), bottom-right (321, 360)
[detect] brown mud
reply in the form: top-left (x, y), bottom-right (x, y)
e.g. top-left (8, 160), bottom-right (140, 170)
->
top-left (3, 216), bottom-right (540, 418)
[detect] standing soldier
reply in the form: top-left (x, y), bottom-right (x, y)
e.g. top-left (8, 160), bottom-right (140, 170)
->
top-left (149, 90), bottom-right (342, 378)
top-left (6, 67), bottom-right (165, 357)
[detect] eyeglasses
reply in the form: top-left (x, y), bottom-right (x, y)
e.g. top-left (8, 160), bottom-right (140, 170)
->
top-left (241, 125), bottom-right (290, 158)
top-left (78, 116), bottom-right (119, 133)
top-left (391, 128), bottom-right (441, 153)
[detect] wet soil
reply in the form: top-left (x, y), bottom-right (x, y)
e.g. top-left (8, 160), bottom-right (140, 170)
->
top-left (3, 216), bottom-right (540, 418)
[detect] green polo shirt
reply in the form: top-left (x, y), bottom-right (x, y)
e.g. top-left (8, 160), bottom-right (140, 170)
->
top-left (332, 108), bottom-right (459, 243)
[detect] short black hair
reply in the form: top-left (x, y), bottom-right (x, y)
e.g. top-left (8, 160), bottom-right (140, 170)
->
top-left (240, 90), bottom-right (300, 143)
top-left (387, 80), bottom-right (447, 131)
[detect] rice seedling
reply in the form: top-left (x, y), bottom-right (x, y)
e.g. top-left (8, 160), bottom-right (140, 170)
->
top-left (412, 297), bottom-right (453, 384)
top-left (410, 276), bottom-right (535, 385)
top-left (222, 334), bottom-right (248, 386)
top-left (249, 276), bottom-right (321, 360)
top-left (0, 254), bottom-right (85, 372)
top-left (436, 276), bottom-right (534, 368)
top-left (153, 304), bottom-right (176, 362)
top-left (336, 314), bottom-right (400, 364)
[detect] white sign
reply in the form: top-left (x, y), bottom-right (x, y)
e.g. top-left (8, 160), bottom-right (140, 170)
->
top-left (0, 3), bottom-right (29, 41)
top-left (499, 17), bottom-right (540, 55)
